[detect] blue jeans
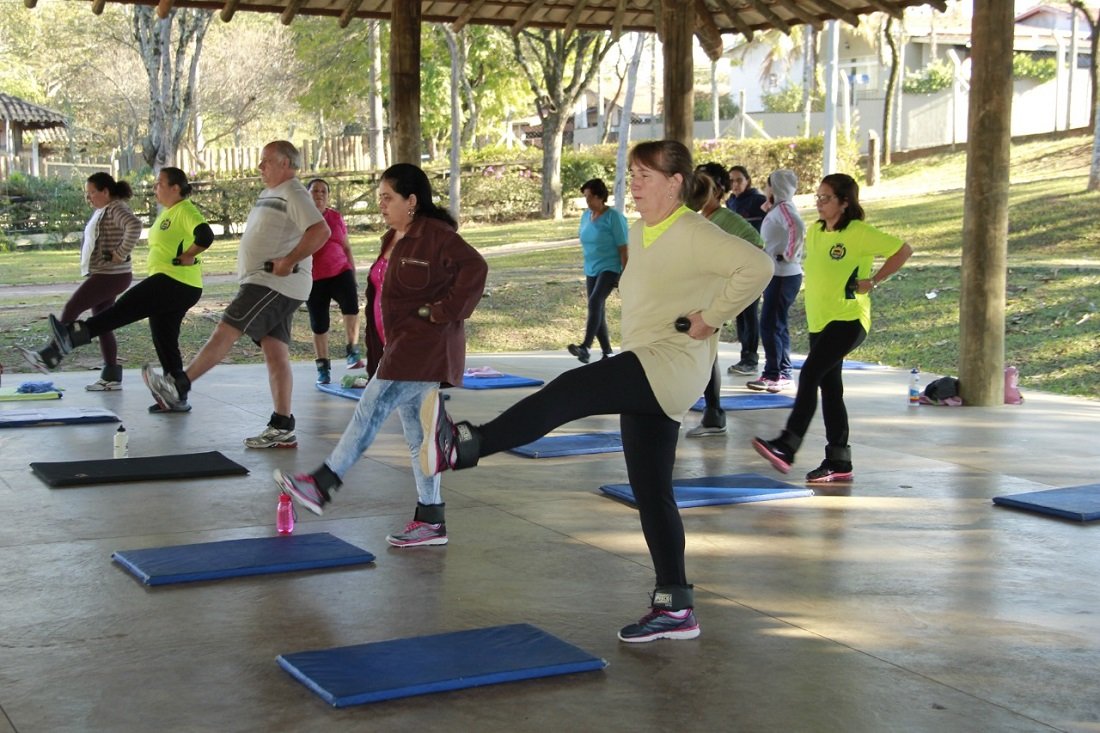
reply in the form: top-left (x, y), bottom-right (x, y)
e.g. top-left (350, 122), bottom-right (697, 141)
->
top-left (760, 274), bottom-right (802, 380)
top-left (325, 378), bottom-right (441, 505)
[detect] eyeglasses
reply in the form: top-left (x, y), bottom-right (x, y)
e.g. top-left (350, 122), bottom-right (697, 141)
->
top-left (814, 194), bottom-right (836, 204)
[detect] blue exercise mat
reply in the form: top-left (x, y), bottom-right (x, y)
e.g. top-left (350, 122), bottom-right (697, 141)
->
top-left (460, 373), bottom-right (544, 390)
top-left (790, 358), bottom-right (881, 370)
top-left (112, 532), bottom-right (376, 586)
top-left (601, 472), bottom-right (813, 508)
top-left (0, 406), bottom-right (118, 428)
top-left (509, 431), bottom-right (622, 458)
top-left (993, 484), bottom-right (1100, 522)
top-left (690, 394), bottom-right (794, 412)
top-left (277, 623), bottom-right (607, 707)
top-left (316, 382), bottom-right (363, 401)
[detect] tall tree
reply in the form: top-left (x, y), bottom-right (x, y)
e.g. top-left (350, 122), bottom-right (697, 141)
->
top-left (1068, 1), bottom-right (1099, 131)
top-left (513, 28), bottom-right (614, 219)
top-left (882, 15), bottom-right (902, 164)
top-left (131, 6), bottom-right (213, 172)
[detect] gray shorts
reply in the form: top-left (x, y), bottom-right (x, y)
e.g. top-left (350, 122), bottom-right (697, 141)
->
top-left (222, 283), bottom-right (302, 345)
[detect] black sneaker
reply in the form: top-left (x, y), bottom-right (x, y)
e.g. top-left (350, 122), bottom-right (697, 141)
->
top-left (567, 344), bottom-right (590, 363)
top-left (18, 346), bottom-right (59, 374)
top-left (617, 608), bottom-right (700, 643)
top-left (48, 314), bottom-right (73, 355)
top-left (727, 361), bottom-right (757, 376)
top-left (806, 462), bottom-right (853, 483)
top-left (752, 437), bottom-right (793, 474)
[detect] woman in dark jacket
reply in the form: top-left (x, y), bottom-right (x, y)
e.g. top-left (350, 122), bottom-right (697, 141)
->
top-left (725, 165), bottom-right (768, 375)
top-left (276, 163), bottom-right (488, 549)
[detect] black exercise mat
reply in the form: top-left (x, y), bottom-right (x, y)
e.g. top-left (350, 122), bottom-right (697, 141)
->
top-left (30, 451), bottom-right (249, 487)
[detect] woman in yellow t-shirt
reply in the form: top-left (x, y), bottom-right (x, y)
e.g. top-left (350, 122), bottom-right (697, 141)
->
top-left (30, 168), bottom-right (214, 413)
top-left (752, 173), bottom-right (912, 483)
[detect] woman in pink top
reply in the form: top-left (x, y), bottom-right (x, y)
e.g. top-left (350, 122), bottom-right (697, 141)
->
top-left (305, 178), bottom-right (363, 384)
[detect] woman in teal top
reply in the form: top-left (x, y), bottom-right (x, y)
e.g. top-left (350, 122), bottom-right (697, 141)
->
top-left (752, 173), bottom-right (912, 483)
top-left (31, 168), bottom-right (214, 413)
top-left (567, 178), bottom-right (628, 363)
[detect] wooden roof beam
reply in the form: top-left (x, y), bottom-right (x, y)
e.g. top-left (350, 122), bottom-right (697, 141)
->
top-left (925, 0), bottom-right (948, 11)
top-left (745, 0), bottom-right (791, 34)
top-left (90, 0), bottom-right (107, 13)
top-left (338, 0), bottom-right (363, 28)
top-left (156, 0), bottom-right (174, 18)
top-left (863, 0), bottom-right (904, 18)
top-left (805, 0), bottom-right (860, 27)
top-left (511, 0), bottom-right (548, 36)
top-left (450, 0), bottom-right (487, 33)
top-left (694, 0), bottom-right (724, 61)
top-left (563, 0), bottom-right (590, 37)
top-left (712, 0), bottom-right (754, 42)
top-left (220, 0), bottom-right (239, 22)
top-left (769, 0), bottom-right (823, 30)
top-left (23, 0), bottom-right (38, 8)
top-left (611, 0), bottom-right (625, 40)
top-left (281, 0), bottom-right (305, 25)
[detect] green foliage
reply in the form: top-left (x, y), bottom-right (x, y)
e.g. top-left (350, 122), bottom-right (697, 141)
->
top-left (695, 136), bottom-right (860, 192)
top-left (560, 146), bottom-right (618, 194)
top-left (902, 60), bottom-right (955, 95)
top-left (1013, 52), bottom-right (1058, 83)
top-left (693, 92), bottom-right (740, 121)
top-left (0, 174), bottom-right (90, 245)
top-left (455, 167), bottom-right (542, 222)
top-left (760, 84), bottom-right (824, 113)
top-left (189, 177), bottom-right (264, 236)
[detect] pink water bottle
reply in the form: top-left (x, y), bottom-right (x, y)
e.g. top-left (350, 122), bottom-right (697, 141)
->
top-left (276, 492), bottom-right (295, 535)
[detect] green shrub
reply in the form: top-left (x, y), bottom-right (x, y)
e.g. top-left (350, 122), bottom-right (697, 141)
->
top-left (903, 60), bottom-right (955, 95)
top-left (694, 91), bottom-right (740, 120)
top-left (761, 84), bottom-right (824, 113)
top-left (561, 145), bottom-right (618, 194)
top-left (694, 135), bottom-right (861, 191)
top-left (0, 173), bottom-right (89, 245)
top-left (456, 166), bottom-right (542, 222)
top-left (1013, 52), bottom-right (1058, 83)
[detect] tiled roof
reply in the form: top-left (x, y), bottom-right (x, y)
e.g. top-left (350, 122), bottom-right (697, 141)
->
top-left (0, 93), bottom-right (67, 130)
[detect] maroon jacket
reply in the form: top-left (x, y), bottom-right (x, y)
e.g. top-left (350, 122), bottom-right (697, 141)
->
top-left (365, 216), bottom-right (487, 387)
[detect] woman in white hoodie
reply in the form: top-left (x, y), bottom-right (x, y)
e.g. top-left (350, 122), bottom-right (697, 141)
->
top-left (746, 169), bottom-right (805, 393)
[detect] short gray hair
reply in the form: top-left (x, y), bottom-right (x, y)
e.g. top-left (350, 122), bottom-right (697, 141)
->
top-left (267, 140), bottom-right (300, 170)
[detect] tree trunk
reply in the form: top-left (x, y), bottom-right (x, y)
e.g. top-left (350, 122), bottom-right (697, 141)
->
top-left (367, 20), bottom-right (385, 171)
top-left (540, 113), bottom-right (566, 219)
top-left (1089, 96), bottom-right (1100, 191)
top-left (959, 0), bottom-right (1014, 407)
top-left (882, 17), bottom-right (900, 165)
top-left (1070, 3), bottom-right (1099, 131)
top-left (131, 6), bottom-right (212, 174)
top-left (613, 32), bottom-right (647, 212)
top-left (443, 25), bottom-right (462, 220)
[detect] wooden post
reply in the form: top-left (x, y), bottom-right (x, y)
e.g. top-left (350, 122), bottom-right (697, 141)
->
top-left (390, 3), bottom-right (422, 164)
top-left (866, 130), bottom-right (880, 186)
top-left (660, 0), bottom-right (694, 146)
top-left (959, 0), bottom-right (1014, 406)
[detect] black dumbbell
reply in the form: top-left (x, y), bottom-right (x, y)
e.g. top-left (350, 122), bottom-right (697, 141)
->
top-left (263, 261), bottom-right (300, 273)
top-left (674, 317), bottom-right (691, 333)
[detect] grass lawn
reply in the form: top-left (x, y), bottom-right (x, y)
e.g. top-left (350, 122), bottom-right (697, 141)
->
top-left (2, 135), bottom-right (1097, 399)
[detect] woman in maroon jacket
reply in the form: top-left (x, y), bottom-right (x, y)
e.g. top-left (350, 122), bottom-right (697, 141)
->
top-left (276, 163), bottom-right (487, 548)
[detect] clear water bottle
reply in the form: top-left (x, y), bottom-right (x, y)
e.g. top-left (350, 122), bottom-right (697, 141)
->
top-left (276, 492), bottom-right (295, 535)
top-left (113, 425), bottom-right (129, 458)
top-left (908, 367), bottom-right (921, 406)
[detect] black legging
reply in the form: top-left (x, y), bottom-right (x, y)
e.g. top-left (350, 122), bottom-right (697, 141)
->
top-left (581, 270), bottom-right (619, 354)
top-left (476, 353), bottom-right (687, 590)
top-left (785, 319), bottom-right (866, 449)
top-left (83, 273), bottom-right (202, 382)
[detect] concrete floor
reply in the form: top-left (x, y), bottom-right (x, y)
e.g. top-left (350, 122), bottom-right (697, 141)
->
top-left (1, 347), bottom-right (1098, 733)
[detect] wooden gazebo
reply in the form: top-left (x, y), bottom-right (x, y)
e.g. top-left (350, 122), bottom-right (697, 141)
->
top-left (20, 0), bottom-right (1014, 405)
top-left (0, 92), bottom-right (68, 176)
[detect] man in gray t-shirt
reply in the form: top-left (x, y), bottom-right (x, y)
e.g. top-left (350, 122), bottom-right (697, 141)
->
top-left (142, 140), bottom-right (331, 449)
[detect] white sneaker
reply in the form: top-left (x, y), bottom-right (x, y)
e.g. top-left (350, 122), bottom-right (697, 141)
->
top-left (244, 425), bottom-right (298, 449)
top-left (86, 379), bottom-right (122, 392)
top-left (686, 424), bottom-right (727, 438)
top-left (766, 378), bottom-right (793, 393)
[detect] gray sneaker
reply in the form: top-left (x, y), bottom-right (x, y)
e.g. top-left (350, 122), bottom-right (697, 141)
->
top-left (386, 520), bottom-right (448, 547)
top-left (686, 424), bottom-right (727, 438)
top-left (244, 425), bottom-right (298, 449)
top-left (141, 364), bottom-right (183, 411)
top-left (727, 361), bottom-right (757, 376)
top-left (86, 379), bottom-right (122, 392)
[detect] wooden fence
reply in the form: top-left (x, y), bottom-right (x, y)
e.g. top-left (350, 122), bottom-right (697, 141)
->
top-left (176, 135), bottom-right (383, 177)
